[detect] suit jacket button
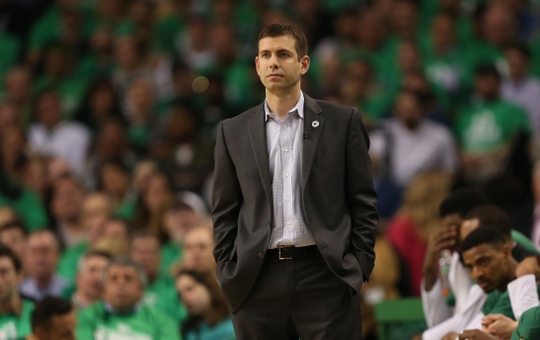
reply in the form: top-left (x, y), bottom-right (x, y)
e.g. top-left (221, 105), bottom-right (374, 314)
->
top-left (258, 253), bottom-right (264, 259)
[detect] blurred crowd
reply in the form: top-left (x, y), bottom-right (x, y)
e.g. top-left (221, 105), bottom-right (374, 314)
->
top-left (0, 0), bottom-right (540, 338)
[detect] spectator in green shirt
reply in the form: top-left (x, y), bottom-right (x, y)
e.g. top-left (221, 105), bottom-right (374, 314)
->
top-left (76, 257), bottom-right (181, 339)
top-left (0, 220), bottom-right (28, 269)
top-left (70, 250), bottom-right (112, 311)
top-left (0, 244), bottom-right (34, 339)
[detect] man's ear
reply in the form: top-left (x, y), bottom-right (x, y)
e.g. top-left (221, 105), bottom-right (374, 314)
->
top-left (300, 55), bottom-right (310, 75)
top-left (502, 243), bottom-right (512, 258)
top-left (255, 56), bottom-right (260, 76)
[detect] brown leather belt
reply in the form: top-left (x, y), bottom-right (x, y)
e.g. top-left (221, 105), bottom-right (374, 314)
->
top-left (266, 245), bottom-right (319, 260)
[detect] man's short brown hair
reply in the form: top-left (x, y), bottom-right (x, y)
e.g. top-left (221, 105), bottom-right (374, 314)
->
top-left (258, 23), bottom-right (308, 60)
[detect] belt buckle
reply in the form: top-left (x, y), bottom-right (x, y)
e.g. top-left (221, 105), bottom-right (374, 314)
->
top-left (278, 246), bottom-right (293, 260)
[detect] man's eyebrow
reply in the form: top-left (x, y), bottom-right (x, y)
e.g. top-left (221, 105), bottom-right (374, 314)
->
top-left (259, 48), bottom-right (293, 55)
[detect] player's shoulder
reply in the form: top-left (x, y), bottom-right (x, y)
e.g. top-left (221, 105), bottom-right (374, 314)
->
top-left (220, 103), bottom-right (264, 130)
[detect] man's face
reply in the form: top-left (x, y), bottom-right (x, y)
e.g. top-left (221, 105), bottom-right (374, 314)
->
top-left (255, 35), bottom-right (309, 95)
top-left (26, 232), bottom-right (59, 281)
top-left (130, 237), bottom-right (160, 279)
top-left (462, 243), bottom-right (510, 293)
top-left (474, 75), bottom-right (500, 100)
top-left (183, 228), bottom-right (215, 271)
top-left (36, 310), bottom-right (77, 340)
top-left (505, 49), bottom-right (528, 80)
top-left (0, 229), bottom-right (26, 262)
top-left (52, 179), bottom-right (85, 222)
top-left (0, 257), bottom-right (20, 303)
top-left (103, 265), bottom-right (144, 313)
top-left (76, 255), bottom-right (109, 301)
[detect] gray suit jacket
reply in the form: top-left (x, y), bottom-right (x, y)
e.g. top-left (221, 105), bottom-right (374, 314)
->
top-left (212, 94), bottom-right (378, 312)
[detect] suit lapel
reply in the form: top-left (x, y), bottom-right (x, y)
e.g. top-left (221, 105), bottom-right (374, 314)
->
top-left (248, 105), bottom-right (273, 205)
top-left (302, 95), bottom-right (323, 190)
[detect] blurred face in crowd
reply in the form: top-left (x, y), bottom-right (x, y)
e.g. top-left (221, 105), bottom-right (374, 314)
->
top-left (127, 79), bottom-right (154, 116)
top-left (0, 228), bottom-right (27, 264)
top-left (391, 0), bottom-right (417, 38)
top-left (167, 106), bottom-right (197, 142)
top-left (132, 160), bottom-right (157, 193)
top-left (89, 83), bottom-right (117, 116)
top-left (24, 157), bottom-right (48, 198)
top-left (36, 92), bottom-right (62, 129)
top-left (103, 264), bottom-right (144, 313)
top-left (164, 206), bottom-right (201, 244)
top-left (256, 34), bottom-right (310, 96)
top-left (143, 174), bottom-right (172, 213)
top-left (100, 163), bottom-right (130, 198)
top-left (130, 236), bottom-right (160, 280)
top-left (81, 193), bottom-right (111, 244)
top-left (1, 125), bottom-right (25, 160)
top-left (90, 26), bottom-right (114, 55)
top-left (432, 15), bottom-right (456, 52)
top-left (482, 5), bottom-right (515, 47)
top-left (474, 74), bottom-right (500, 100)
top-left (96, 122), bottom-right (127, 158)
top-left (462, 242), bottom-right (511, 293)
top-left (5, 68), bottom-right (31, 103)
top-left (357, 10), bottom-right (385, 50)
top-left (103, 220), bottom-right (129, 242)
top-left (176, 274), bottom-right (211, 317)
top-left (182, 226), bottom-right (215, 271)
top-left (52, 178), bottom-right (85, 222)
top-left (76, 254), bottom-right (109, 302)
top-left (0, 104), bottom-right (19, 131)
top-left (0, 256), bottom-right (21, 304)
top-left (34, 309), bottom-right (77, 340)
top-left (115, 36), bottom-right (140, 70)
top-left (505, 48), bottom-right (529, 80)
top-left (48, 158), bottom-right (70, 183)
top-left (0, 208), bottom-right (16, 227)
top-left (394, 92), bottom-right (423, 130)
top-left (398, 41), bottom-right (421, 73)
top-left (26, 231), bottom-right (59, 283)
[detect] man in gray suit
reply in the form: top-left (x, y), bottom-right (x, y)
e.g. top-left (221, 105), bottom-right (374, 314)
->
top-left (212, 23), bottom-right (378, 339)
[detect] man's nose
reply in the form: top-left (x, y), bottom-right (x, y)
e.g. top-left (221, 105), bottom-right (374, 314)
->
top-left (268, 54), bottom-right (279, 68)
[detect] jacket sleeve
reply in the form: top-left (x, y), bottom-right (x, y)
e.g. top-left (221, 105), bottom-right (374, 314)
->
top-left (211, 121), bottom-right (242, 265)
top-left (345, 109), bottom-right (378, 281)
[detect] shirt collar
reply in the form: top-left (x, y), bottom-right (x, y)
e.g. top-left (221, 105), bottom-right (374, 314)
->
top-left (264, 92), bottom-right (305, 122)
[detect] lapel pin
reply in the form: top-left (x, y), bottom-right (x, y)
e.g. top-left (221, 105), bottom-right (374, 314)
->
top-left (312, 120), bottom-right (319, 128)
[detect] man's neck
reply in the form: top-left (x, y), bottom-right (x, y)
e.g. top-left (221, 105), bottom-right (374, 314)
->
top-left (74, 291), bottom-right (97, 307)
top-left (34, 274), bottom-right (54, 290)
top-left (499, 258), bottom-right (519, 292)
top-left (0, 293), bottom-right (22, 315)
top-left (266, 87), bottom-right (301, 121)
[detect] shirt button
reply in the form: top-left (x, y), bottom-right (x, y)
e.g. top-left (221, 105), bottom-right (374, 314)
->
top-left (287, 222), bottom-right (290, 225)
top-left (284, 148), bottom-right (288, 152)
top-left (286, 197), bottom-right (290, 201)
top-left (258, 253), bottom-right (264, 259)
top-left (285, 173), bottom-right (289, 177)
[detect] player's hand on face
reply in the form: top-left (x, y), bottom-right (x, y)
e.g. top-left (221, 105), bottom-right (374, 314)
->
top-left (515, 256), bottom-right (540, 279)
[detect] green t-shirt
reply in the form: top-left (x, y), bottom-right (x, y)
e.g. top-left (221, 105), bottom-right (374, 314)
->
top-left (154, 286), bottom-right (188, 323)
top-left (511, 306), bottom-right (540, 340)
top-left (160, 242), bottom-right (182, 276)
top-left (482, 289), bottom-right (514, 318)
top-left (455, 99), bottom-right (531, 154)
top-left (152, 15), bottom-right (186, 56)
top-left (0, 189), bottom-right (47, 232)
top-left (142, 275), bottom-right (175, 308)
top-left (57, 242), bottom-right (89, 282)
top-left (0, 299), bottom-right (34, 340)
top-left (33, 75), bottom-right (89, 119)
top-left (77, 301), bottom-right (181, 340)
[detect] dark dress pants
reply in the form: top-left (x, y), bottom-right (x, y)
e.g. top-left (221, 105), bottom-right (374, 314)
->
top-left (230, 251), bottom-right (362, 340)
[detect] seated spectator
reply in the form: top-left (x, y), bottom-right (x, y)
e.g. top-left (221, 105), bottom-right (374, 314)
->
top-left (20, 230), bottom-right (69, 301)
top-left (386, 172), bottom-right (453, 296)
top-left (57, 192), bottom-right (111, 281)
top-left (98, 159), bottom-right (136, 221)
top-left (177, 269), bottom-right (235, 340)
top-left (0, 220), bottom-right (27, 266)
top-left (0, 244), bottom-right (34, 339)
top-left (30, 296), bottom-right (76, 340)
top-left (130, 232), bottom-right (174, 307)
top-left (103, 218), bottom-right (130, 242)
top-left (76, 257), bottom-right (180, 340)
top-left (370, 90), bottom-right (458, 217)
top-left (180, 223), bottom-right (216, 274)
top-left (27, 90), bottom-right (91, 176)
top-left (501, 42), bottom-right (540, 135)
top-left (133, 172), bottom-right (175, 243)
top-left (455, 64), bottom-right (531, 185)
top-left (70, 250), bottom-right (111, 311)
top-left (50, 176), bottom-right (87, 250)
